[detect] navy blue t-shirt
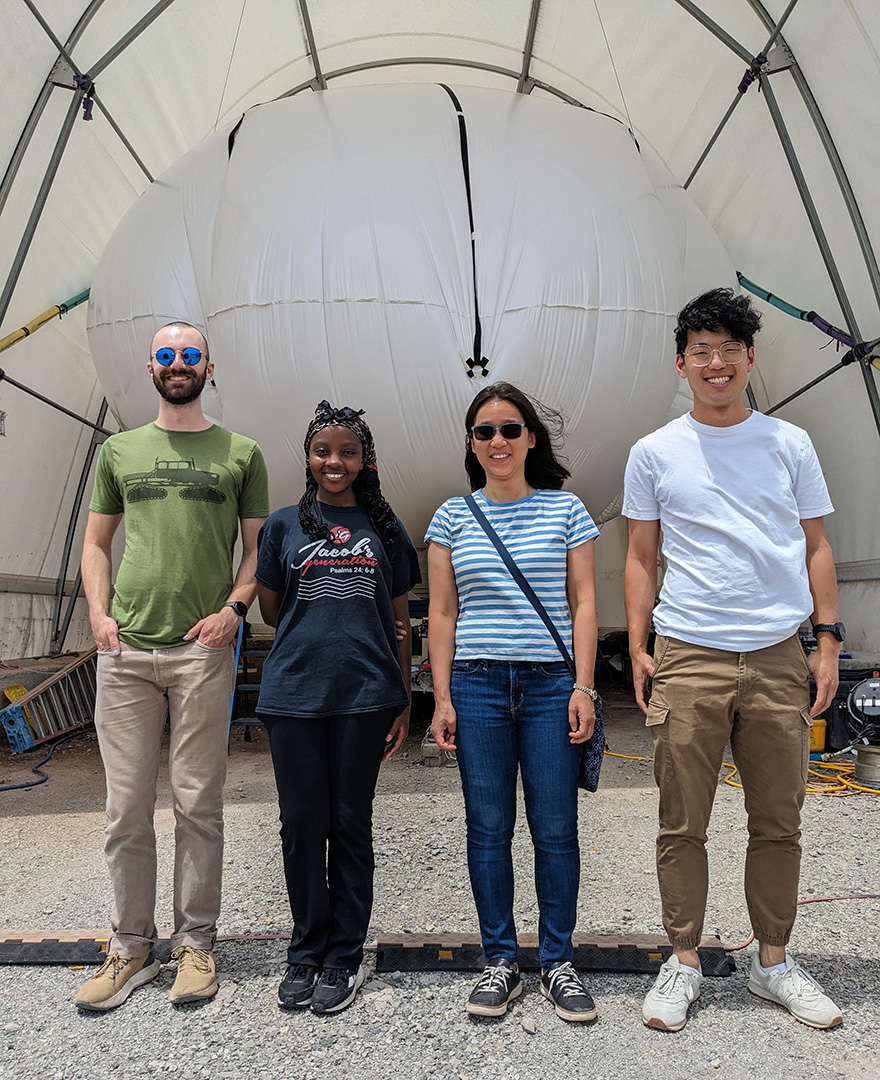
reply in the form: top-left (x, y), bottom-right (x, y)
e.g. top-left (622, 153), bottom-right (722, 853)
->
top-left (255, 501), bottom-right (421, 718)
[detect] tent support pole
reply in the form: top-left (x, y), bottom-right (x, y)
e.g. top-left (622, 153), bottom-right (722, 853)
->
top-left (90, 0), bottom-right (179, 78)
top-left (50, 400), bottom-right (109, 655)
top-left (90, 91), bottom-right (154, 181)
top-left (765, 361), bottom-right (847, 416)
top-left (0, 370), bottom-right (115, 436)
top-left (0, 82), bottom-right (55, 221)
top-left (681, 0), bottom-right (799, 188)
top-left (745, 0), bottom-right (880, 312)
top-left (297, 0), bottom-right (328, 90)
top-left (279, 57), bottom-right (594, 112)
top-left (759, 75), bottom-right (880, 439)
top-left (22, 0), bottom-right (154, 183)
top-left (670, 1), bottom-right (751, 62)
top-left (0, 94), bottom-right (80, 327)
top-left (53, 569), bottom-right (83, 656)
top-left (0, 0), bottom-right (108, 219)
top-left (517, 0), bottom-right (542, 93)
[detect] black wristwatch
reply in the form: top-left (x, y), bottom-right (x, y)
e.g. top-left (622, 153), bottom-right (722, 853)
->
top-left (224, 600), bottom-right (248, 619)
top-left (812, 621), bottom-right (845, 643)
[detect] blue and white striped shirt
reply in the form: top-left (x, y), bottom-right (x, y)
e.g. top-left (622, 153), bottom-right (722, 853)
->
top-left (425, 489), bottom-right (598, 660)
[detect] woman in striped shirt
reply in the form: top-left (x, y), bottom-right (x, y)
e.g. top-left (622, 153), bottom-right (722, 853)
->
top-left (425, 381), bottom-right (600, 1024)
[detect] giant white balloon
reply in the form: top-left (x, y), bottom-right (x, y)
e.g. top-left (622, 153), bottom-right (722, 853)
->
top-left (87, 83), bottom-right (733, 534)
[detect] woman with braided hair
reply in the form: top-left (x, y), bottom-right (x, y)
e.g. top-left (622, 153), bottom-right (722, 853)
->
top-left (255, 400), bottom-right (420, 1016)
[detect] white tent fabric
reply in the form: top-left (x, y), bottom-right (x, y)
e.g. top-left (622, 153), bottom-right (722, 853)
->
top-left (1, 0), bottom-right (878, 656)
top-left (86, 84), bottom-right (733, 535)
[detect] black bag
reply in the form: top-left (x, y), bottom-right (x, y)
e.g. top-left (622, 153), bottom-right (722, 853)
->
top-left (463, 495), bottom-right (605, 791)
top-left (577, 696), bottom-right (605, 792)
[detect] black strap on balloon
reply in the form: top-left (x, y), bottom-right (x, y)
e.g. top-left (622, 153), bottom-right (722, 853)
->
top-left (228, 114), bottom-right (245, 158)
top-left (440, 85), bottom-right (489, 379)
top-left (464, 494), bottom-right (575, 675)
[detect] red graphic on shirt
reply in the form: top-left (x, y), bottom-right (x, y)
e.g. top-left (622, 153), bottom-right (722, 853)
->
top-left (330, 526), bottom-right (352, 544)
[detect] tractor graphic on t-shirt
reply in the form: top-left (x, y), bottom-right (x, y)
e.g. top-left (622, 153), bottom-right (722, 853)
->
top-left (123, 458), bottom-right (227, 503)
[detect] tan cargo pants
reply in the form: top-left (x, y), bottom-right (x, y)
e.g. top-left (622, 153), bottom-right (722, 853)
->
top-left (646, 633), bottom-right (812, 951)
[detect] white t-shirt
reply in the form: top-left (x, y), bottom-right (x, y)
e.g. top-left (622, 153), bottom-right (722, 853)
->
top-left (622, 411), bottom-right (833, 651)
top-left (425, 488), bottom-right (598, 660)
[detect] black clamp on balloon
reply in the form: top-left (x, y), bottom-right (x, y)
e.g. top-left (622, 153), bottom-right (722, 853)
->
top-left (465, 356), bottom-right (490, 379)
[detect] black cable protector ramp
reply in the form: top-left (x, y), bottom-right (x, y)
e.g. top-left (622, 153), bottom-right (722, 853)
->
top-left (439, 84), bottom-right (490, 379)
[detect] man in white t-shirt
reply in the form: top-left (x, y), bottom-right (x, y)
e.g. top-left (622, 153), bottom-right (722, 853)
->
top-left (623, 287), bottom-right (843, 1032)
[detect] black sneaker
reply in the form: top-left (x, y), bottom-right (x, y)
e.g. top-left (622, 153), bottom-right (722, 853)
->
top-left (540, 962), bottom-right (597, 1022)
top-left (466, 959), bottom-right (522, 1017)
top-left (278, 963), bottom-right (319, 1009)
top-left (310, 964), bottom-right (365, 1014)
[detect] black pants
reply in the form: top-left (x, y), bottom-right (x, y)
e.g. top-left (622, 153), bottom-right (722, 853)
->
top-left (261, 710), bottom-right (394, 970)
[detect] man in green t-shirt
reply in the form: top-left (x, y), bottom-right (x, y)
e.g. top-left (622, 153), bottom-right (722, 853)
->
top-left (75, 321), bottom-right (270, 1012)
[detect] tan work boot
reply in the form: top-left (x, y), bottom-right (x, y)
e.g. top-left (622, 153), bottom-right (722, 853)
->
top-left (74, 951), bottom-right (161, 1011)
top-left (170, 946), bottom-right (218, 1003)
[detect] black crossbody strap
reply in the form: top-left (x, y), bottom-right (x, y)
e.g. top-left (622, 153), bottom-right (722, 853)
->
top-left (464, 494), bottom-right (575, 678)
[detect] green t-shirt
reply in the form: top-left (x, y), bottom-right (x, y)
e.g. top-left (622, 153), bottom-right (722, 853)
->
top-left (89, 423), bottom-right (270, 649)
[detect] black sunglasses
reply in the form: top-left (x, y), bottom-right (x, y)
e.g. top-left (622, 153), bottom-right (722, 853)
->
top-left (470, 423), bottom-right (526, 441)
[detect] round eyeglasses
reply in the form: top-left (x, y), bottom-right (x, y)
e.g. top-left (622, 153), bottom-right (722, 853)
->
top-left (684, 343), bottom-right (748, 367)
top-left (153, 347), bottom-right (203, 366)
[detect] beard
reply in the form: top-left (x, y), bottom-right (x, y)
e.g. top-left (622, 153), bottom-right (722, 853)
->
top-left (152, 366), bottom-right (207, 405)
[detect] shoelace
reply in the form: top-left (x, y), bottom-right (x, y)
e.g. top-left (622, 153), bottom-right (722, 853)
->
top-left (777, 963), bottom-right (825, 1000)
top-left (321, 968), bottom-right (353, 988)
top-left (172, 947), bottom-right (212, 972)
top-left (546, 963), bottom-right (585, 998)
top-left (95, 953), bottom-right (127, 980)
top-left (475, 965), bottom-right (514, 994)
top-left (654, 963), bottom-right (689, 998)
top-left (287, 964), bottom-right (317, 981)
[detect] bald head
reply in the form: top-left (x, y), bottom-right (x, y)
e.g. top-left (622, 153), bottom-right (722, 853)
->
top-left (150, 321), bottom-right (209, 360)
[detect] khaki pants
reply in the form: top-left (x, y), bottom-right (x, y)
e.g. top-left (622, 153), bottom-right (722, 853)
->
top-left (94, 638), bottom-right (236, 957)
top-left (647, 634), bottom-right (812, 952)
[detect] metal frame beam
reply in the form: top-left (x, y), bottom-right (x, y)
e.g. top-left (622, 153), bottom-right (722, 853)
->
top-left (745, 0), bottom-right (880, 311)
top-left (21, 0), bottom-right (155, 182)
top-left (0, 93), bottom-right (80, 327)
top-left (279, 56), bottom-right (593, 112)
top-left (670, 0), bottom-right (752, 62)
top-left (0, 0), bottom-right (106, 219)
top-left (50, 400), bottom-right (110, 655)
top-left (517, 0), bottom-right (543, 93)
top-left (89, 0), bottom-right (179, 78)
top-left (680, 0), bottom-right (799, 188)
top-left (296, 0), bottom-right (327, 90)
top-left (759, 73), bottom-right (880, 437)
top-left (1, 0), bottom-right (165, 327)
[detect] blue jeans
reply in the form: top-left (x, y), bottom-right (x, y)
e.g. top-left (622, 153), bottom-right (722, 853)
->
top-left (451, 659), bottom-right (581, 967)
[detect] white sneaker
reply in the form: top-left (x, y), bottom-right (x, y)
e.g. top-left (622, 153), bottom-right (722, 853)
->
top-left (642, 955), bottom-right (703, 1031)
top-left (747, 954), bottom-right (842, 1029)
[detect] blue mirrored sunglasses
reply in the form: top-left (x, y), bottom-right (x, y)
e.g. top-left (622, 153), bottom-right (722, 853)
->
top-left (153, 347), bottom-right (202, 366)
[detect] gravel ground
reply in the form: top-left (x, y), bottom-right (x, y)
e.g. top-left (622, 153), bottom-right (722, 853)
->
top-left (1, 689), bottom-right (878, 1080)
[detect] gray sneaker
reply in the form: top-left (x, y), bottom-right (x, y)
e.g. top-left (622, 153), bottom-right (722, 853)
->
top-left (642, 955), bottom-right (702, 1031)
top-left (747, 954), bottom-right (842, 1029)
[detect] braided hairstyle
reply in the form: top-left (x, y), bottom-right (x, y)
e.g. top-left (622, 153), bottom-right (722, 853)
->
top-left (297, 400), bottom-right (400, 558)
